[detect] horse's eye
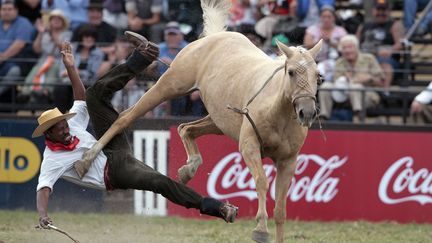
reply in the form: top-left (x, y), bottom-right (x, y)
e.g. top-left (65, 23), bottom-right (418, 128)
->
top-left (288, 70), bottom-right (294, 76)
top-left (317, 74), bottom-right (324, 85)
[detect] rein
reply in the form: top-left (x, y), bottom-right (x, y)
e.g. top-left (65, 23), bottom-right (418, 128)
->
top-left (227, 64), bottom-right (285, 155)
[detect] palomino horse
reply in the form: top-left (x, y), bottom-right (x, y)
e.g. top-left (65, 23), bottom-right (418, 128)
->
top-left (80, 1), bottom-right (322, 242)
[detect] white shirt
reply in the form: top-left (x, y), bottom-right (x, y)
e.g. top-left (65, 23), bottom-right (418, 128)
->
top-left (36, 101), bottom-right (107, 192)
top-left (415, 82), bottom-right (432, 105)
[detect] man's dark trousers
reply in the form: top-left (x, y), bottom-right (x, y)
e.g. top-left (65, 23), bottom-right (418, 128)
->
top-left (85, 51), bottom-right (223, 218)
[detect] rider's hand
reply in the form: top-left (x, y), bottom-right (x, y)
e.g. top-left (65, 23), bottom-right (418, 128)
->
top-left (39, 216), bottom-right (52, 229)
top-left (61, 42), bottom-right (75, 68)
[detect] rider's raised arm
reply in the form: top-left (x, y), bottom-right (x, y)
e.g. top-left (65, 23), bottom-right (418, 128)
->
top-left (61, 42), bottom-right (86, 101)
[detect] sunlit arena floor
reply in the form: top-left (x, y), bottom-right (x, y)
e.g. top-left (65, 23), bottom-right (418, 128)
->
top-left (1, 210), bottom-right (431, 243)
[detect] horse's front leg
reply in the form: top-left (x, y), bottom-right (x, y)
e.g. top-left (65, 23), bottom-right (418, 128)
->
top-left (274, 155), bottom-right (297, 243)
top-left (177, 115), bottom-right (223, 184)
top-left (239, 127), bottom-right (270, 243)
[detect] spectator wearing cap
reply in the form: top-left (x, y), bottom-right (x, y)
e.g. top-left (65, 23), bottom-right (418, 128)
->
top-left (404, 0), bottom-right (432, 37)
top-left (41, 0), bottom-right (89, 30)
top-left (125, 0), bottom-right (165, 43)
top-left (304, 5), bottom-right (347, 82)
top-left (72, 0), bottom-right (117, 54)
top-left (157, 22), bottom-right (188, 76)
top-left (19, 9), bottom-right (72, 103)
top-left (0, 0), bottom-right (35, 98)
top-left (156, 22), bottom-right (190, 116)
top-left (319, 35), bottom-right (385, 122)
top-left (356, 0), bottom-right (404, 89)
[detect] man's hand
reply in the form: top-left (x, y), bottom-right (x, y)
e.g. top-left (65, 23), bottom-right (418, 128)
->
top-left (61, 42), bottom-right (75, 68)
top-left (411, 100), bottom-right (424, 114)
top-left (39, 216), bottom-right (52, 229)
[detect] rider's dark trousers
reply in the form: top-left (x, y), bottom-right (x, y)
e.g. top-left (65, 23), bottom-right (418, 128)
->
top-left (85, 51), bottom-right (223, 218)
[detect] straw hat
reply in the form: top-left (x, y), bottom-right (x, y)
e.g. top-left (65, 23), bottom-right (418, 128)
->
top-left (32, 108), bottom-right (76, 138)
top-left (48, 9), bottom-right (69, 31)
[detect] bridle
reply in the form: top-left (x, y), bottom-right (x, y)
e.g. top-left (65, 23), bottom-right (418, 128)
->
top-left (227, 57), bottom-right (320, 155)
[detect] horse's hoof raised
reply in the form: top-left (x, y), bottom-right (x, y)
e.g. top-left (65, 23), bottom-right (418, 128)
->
top-left (252, 230), bottom-right (270, 243)
top-left (74, 160), bottom-right (90, 179)
top-left (178, 165), bottom-right (193, 184)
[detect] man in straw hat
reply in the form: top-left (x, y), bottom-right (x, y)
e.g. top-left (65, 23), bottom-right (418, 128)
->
top-left (35, 31), bottom-right (238, 229)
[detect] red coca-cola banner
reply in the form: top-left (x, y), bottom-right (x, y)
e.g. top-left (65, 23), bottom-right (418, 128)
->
top-left (168, 127), bottom-right (432, 223)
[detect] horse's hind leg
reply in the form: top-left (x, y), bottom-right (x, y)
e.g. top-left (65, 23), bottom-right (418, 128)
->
top-left (177, 115), bottom-right (223, 184)
top-left (77, 67), bottom-right (196, 175)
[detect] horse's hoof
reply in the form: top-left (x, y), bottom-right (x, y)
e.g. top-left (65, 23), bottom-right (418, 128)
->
top-left (74, 160), bottom-right (90, 179)
top-left (178, 166), bottom-right (193, 184)
top-left (252, 230), bottom-right (270, 243)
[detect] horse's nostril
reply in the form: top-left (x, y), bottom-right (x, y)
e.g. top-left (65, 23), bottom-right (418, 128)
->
top-left (298, 109), bottom-right (305, 120)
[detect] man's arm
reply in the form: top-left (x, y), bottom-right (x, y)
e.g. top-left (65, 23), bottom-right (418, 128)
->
top-left (0, 40), bottom-right (26, 63)
top-left (36, 187), bottom-right (52, 228)
top-left (61, 42), bottom-right (86, 101)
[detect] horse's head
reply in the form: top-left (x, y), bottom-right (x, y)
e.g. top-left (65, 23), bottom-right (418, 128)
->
top-left (276, 40), bottom-right (323, 127)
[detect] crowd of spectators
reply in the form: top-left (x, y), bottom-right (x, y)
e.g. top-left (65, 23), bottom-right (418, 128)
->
top-left (0, 0), bottom-right (431, 123)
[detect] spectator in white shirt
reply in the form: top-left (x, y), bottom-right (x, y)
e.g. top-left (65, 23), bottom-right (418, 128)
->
top-left (410, 82), bottom-right (432, 124)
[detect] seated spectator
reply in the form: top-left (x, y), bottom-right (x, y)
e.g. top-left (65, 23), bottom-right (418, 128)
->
top-left (303, 5), bottom-right (347, 81)
top-left (102, 0), bottom-right (128, 33)
top-left (356, 0), bottom-right (404, 89)
top-left (19, 9), bottom-right (71, 103)
top-left (106, 36), bottom-right (144, 112)
top-left (265, 33), bottom-right (289, 59)
top-left (295, 0), bottom-right (335, 44)
top-left (0, 0), bottom-right (35, 98)
top-left (404, 0), bottom-right (432, 36)
top-left (171, 0), bottom-right (203, 42)
top-left (156, 21), bottom-right (191, 117)
top-left (41, 0), bottom-right (89, 30)
top-left (125, 0), bottom-right (165, 43)
top-left (254, 0), bottom-right (296, 46)
top-left (410, 82), bottom-right (432, 124)
top-left (72, 0), bottom-right (117, 55)
top-left (16, 0), bottom-right (41, 24)
top-left (237, 23), bottom-right (265, 49)
top-left (55, 24), bottom-right (104, 112)
top-left (319, 35), bottom-right (385, 122)
top-left (157, 22), bottom-right (188, 77)
top-left (229, 0), bottom-right (258, 29)
top-left (99, 37), bottom-right (132, 74)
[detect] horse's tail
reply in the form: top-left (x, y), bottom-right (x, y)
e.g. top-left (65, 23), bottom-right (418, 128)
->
top-left (201, 0), bottom-right (231, 37)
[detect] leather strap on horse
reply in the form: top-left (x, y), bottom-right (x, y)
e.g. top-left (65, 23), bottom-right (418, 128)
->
top-left (227, 64), bottom-right (285, 155)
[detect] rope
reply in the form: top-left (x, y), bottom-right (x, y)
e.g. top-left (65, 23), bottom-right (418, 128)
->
top-left (35, 224), bottom-right (80, 243)
top-left (227, 65), bottom-right (285, 155)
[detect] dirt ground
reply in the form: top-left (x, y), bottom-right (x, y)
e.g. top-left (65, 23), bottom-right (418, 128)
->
top-left (1, 210), bottom-right (431, 243)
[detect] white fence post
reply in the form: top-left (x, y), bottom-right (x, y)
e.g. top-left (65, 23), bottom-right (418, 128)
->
top-left (133, 130), bottom-right (170, 216)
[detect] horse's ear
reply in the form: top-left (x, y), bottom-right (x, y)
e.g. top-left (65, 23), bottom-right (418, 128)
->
top-left (276, 40), bottom-right (294, 59)
top-left (309, 39), bottom-right (323, 59)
